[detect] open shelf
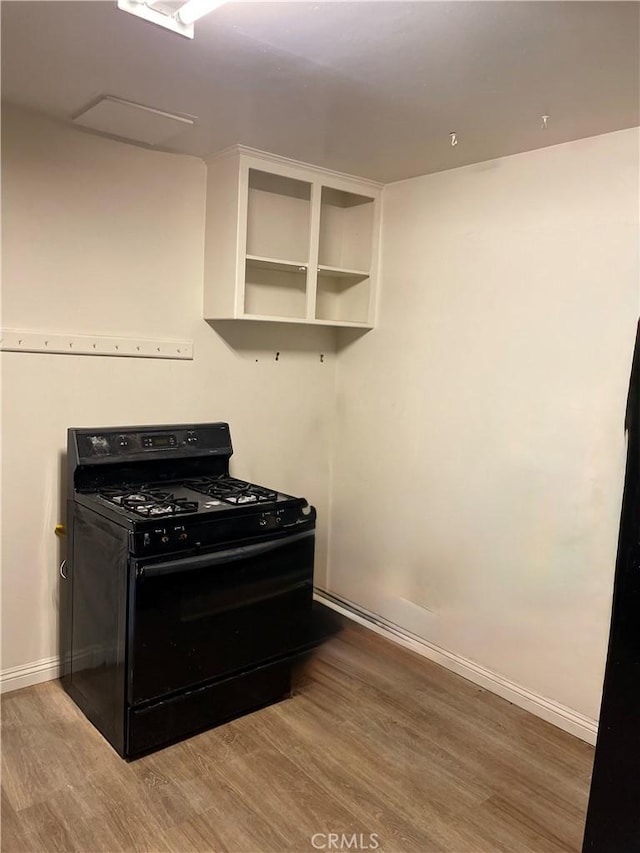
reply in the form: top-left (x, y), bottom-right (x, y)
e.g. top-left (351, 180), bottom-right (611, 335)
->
top-left (315, 271), bottom-right (371, 325)
top-left (317, 264), bottom-right (369, 281)
top-left (244, 258), bottom-right (307, 320)
top-left (246, 169), bottom-right (311, 264)
top-left (203, 147), bottom-right (380, 329)
top-left (246, 254), bottom-right (308, 273)
top-left (318, 187), bottom-right (375, 273)
top-left (235, 315), bottom-right (373, 328)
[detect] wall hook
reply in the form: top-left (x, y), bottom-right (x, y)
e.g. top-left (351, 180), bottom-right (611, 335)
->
top-left (450, 132), bottom-right (458, 147)
top-left (541, 114), bottom-right (549, 130)
top-left (275, 351), bottom-right (280, 361)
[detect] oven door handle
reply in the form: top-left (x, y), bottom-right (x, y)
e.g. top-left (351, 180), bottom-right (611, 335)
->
top-left (137, 529), bottom-right (314, 579)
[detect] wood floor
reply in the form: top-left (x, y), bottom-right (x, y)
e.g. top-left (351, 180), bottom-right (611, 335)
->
top-left (1, 620), bottom-right (594, 853)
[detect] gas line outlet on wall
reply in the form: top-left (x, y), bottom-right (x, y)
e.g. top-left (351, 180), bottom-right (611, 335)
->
top-left (0, 330), bottom-right (194, 360)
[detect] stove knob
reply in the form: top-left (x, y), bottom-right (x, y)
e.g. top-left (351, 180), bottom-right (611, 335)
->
top-left (161, 535), bottom-right (170, 544)
top-left (179, 533), bottom-right (188, 541)
top-left (259, 516), bottom-right (267, 527)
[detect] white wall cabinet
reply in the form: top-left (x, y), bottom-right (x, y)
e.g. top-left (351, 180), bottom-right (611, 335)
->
top-left (203, 146), bottom-right (382, 328)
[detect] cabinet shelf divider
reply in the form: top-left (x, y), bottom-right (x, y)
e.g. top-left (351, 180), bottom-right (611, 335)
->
top-left (245, 254), bottom-right (308, 274)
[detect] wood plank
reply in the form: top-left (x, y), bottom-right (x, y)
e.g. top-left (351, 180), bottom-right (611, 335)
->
top-left (1, 620), bottom-right (593, 853)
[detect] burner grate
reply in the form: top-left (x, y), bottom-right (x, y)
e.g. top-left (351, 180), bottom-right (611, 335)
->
top-left (99, 487), bottom-right (198, 517)
top-left (183, 476), bottom-right (277, 505)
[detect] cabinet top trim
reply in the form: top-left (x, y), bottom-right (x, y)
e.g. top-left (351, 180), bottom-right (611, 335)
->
top-left (205, 144), bottom-right (383, 191)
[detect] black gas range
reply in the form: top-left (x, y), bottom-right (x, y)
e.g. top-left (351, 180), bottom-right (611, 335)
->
top-left (61, 423), bottom-right (318, 758)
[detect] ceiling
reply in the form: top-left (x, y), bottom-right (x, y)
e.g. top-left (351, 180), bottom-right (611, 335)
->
top-left (2, 1), bottom-right (638, 182)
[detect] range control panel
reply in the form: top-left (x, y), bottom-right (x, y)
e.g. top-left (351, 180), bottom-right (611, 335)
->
top-left (132, 504), bottom-right (316, 556)
top-left (74, 424), bottom-right (232, 461)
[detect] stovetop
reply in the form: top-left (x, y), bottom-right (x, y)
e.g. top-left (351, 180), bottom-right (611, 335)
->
top-left (68, 424), bottom-right (315, 556)
top-left (182, 477), bottom-right (277, 505)
top-left (97, 486), bottom-right (198, 518)
top-left (75, 475), bottom-right (311, 556)
top-left (93, 476), bottom-right (283, 520)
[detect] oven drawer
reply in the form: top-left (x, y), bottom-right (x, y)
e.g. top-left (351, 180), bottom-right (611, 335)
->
top-left (128, 528), bottom-right (315, 704)
top-left (126, 657), bottom-right (292, 758)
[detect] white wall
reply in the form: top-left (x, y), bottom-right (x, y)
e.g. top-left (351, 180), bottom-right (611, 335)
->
top-left (0, 106), bottom-right (336, 676)
top-left (328, 129), bottom-right (639, 722)
top-left (3, 105), bottom-right (638, 733)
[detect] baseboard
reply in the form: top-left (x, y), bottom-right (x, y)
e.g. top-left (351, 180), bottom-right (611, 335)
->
top-left (1, 655), bottom-right (60, 694)
top-left (314, 589), bottom-right (598, 746)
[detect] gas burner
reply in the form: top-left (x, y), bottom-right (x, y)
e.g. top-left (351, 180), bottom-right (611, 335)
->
top-left (183, 476), bottom-right (277, 505)
top-left (99, 487), bottom-right (198, 517)
top-left (116, 490), bottom-right (171, 506)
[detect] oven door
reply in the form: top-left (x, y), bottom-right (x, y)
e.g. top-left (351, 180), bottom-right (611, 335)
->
top-left (128, 528), bottom-right (314, 705)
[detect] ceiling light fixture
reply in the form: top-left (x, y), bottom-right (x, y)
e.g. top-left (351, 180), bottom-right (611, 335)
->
top-left (117, 0), bottom-right (228, 39)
